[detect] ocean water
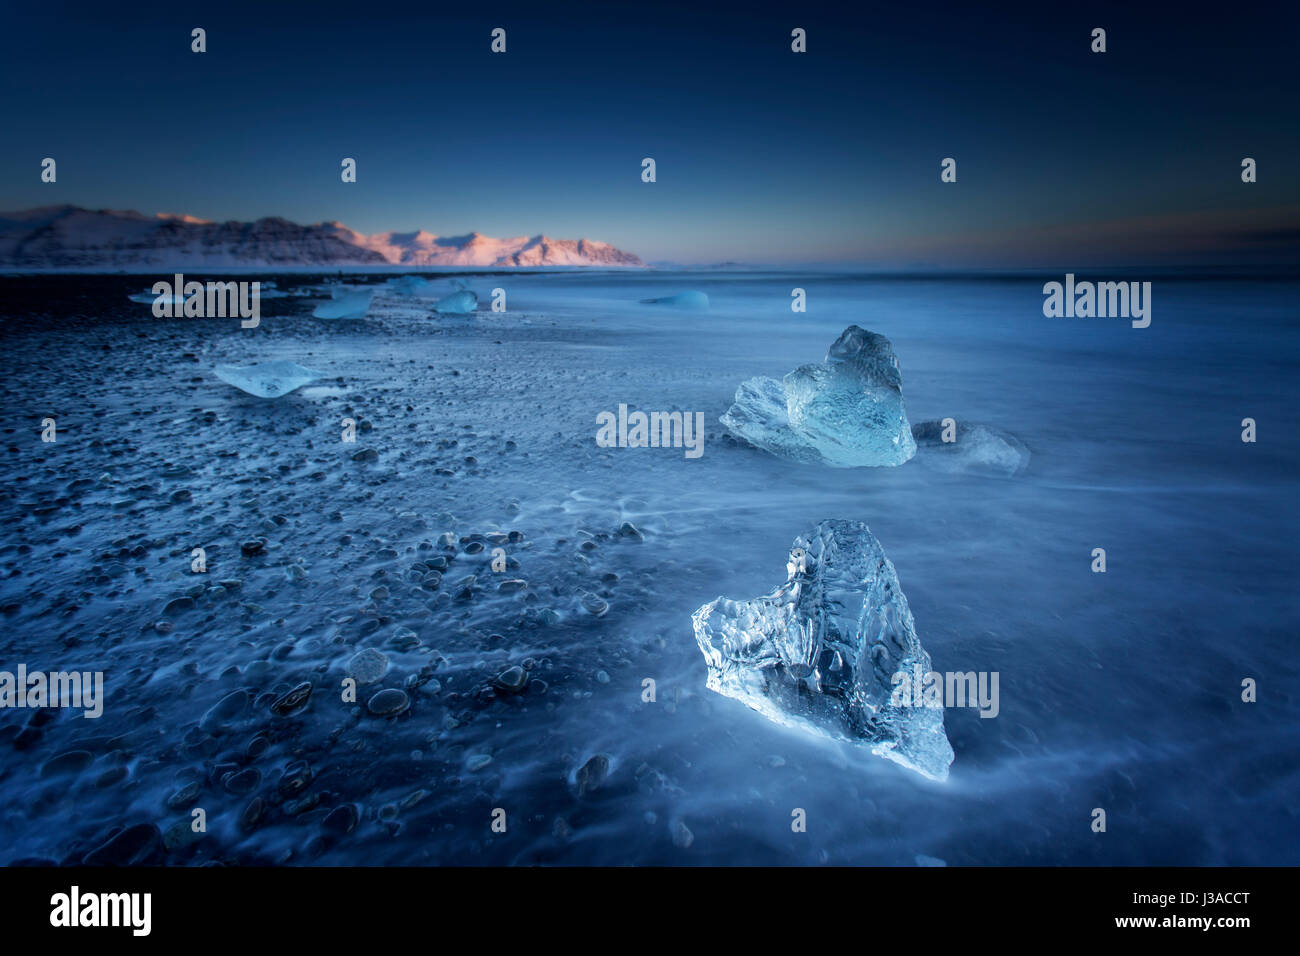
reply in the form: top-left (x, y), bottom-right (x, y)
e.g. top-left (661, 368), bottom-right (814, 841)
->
top-left (0, 271), bottom-right (1296, 865)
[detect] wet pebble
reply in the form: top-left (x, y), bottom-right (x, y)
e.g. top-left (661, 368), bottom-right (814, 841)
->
top-left (277, 760), bottom-right (313, 798)
top-left (387, 626), bottom-right (419, 650)
top-left (576, 754), bottom-right (610, 796)
top-left (322, 803), bottom-right (359, 836)
top-left (166, 781), bottom-right (201, 810)
top-left (367, 688), bottom-right (410, 716)
top-left (95, 766), bottom-right (128, 788)
top-left (494, 665), bottom-right (527, 693)
top-left (163, 820), bottom-right (204, 851)
top-left (84, 823), bottom-right (161, 865)
top-left (199, 690), bottom-right (249, 733)
top-left (224, 767), bottom-right (262, 795)
top-left (400, 789), bottom-right (428, 810)
top-left (270, 681), bottom-right (313, 716)
top-left (284, 793), bottom-right (321, 816)
top-left (39, 749), bottom-right (93, 778)
top-left (162, 595), bottom-right (195, 616)
top-left (239, 797), bottom-right (265, 832)
top-left (244, 659), bottom-right (274, 683)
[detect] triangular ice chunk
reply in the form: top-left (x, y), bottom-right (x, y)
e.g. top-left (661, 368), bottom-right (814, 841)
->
top-left (641, 291), bottom-right (709, 310)
top-left (214, 360), bottom-right (322, 398)
top-left (692, 519), bottom-right (953, 780)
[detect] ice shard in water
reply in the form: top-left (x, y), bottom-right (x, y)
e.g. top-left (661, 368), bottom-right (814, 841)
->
top-left (692, 519), bottom-right (953, 780)
top-left (313, 289), bottom-right (373, 319)
top-left (721, 325), bottom-right (916, 467)
top-left (641, 291), bottom-right (709, 310)
top-left (128, 289), bottom-right (187, 306)
top-left (386, 275), bottom-right (432, 296)
top-left (214, 360), bottom-right (322, 398)
top-left (910, 419), bottom-right (1029, 477)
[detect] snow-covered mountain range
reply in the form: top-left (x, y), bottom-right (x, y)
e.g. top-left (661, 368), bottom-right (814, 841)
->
top-left (0, 206), bottom-right (644, 269)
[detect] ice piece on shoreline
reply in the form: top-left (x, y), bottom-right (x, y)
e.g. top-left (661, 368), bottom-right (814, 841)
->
top-left (214, 361), bottom-right (322, 398)
top-left (387, 275), bottom-right (432, 296)
top-left (911, 420), bottom-right (1029, 476)
top-left (641, 291), bottom-right (709, 310)
top-left (313, 290), bottom-right (373, 319)
top-left (128, 290), bottom-right (186, 305)
top-left (434, 290), bottom-right (477, 314)
top-left (692, 519), bottom-right (953, 781)
top-left (721, 325), bottom-right (916, 467)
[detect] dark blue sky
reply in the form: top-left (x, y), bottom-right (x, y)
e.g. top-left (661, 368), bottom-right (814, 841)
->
top-left (1, 0), bottom-right (1296, 266)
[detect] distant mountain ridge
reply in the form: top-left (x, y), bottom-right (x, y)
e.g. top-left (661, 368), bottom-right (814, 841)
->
top-left (0, 206), bottom-right (644, 269)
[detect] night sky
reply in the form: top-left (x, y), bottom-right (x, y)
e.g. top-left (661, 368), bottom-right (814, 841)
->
top-left (1, 0), bottom-right (1297, 266)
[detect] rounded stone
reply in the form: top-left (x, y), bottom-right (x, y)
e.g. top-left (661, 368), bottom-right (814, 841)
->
top-left (576, 754), bottom-right (610, 796)
top-left (494, 665), bottom-right (527, 693)
top-left (40, 750), bottom-right (94, 778)
top-left (271, 681), bottom-right (313, 716)
top-left (166, 781), bottom-right (202, 810)
top-left (83, 823), bottom-right (161, 866)
top-left (224, 767), bottom-right (262, 795)
top-left (367, 688), bottom-right (410, 716)
top-left (322, 803), bottom-right (359, 835)
top-left (199, 690), bottom-right (249, 734)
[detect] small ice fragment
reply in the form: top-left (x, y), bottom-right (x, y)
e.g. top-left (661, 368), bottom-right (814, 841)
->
top-left (433, 290), bottom-right (477, 314)
top-left (128, 290), bottom-right (187, 305)
top-left (641, 291), bottom-right (709, 310)
top-left (910, 420), bottom-right (1029, 477)
top-left (214, 360), bottom-right (322, 398)
top-left (386, 275), bottom-right (432, 296)
top-left (721, 325), bottom-right (916, 467)
top-left (313, 290), bottom-right (373, 319)
top-left (692, 519), bottom-right (953, 781)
